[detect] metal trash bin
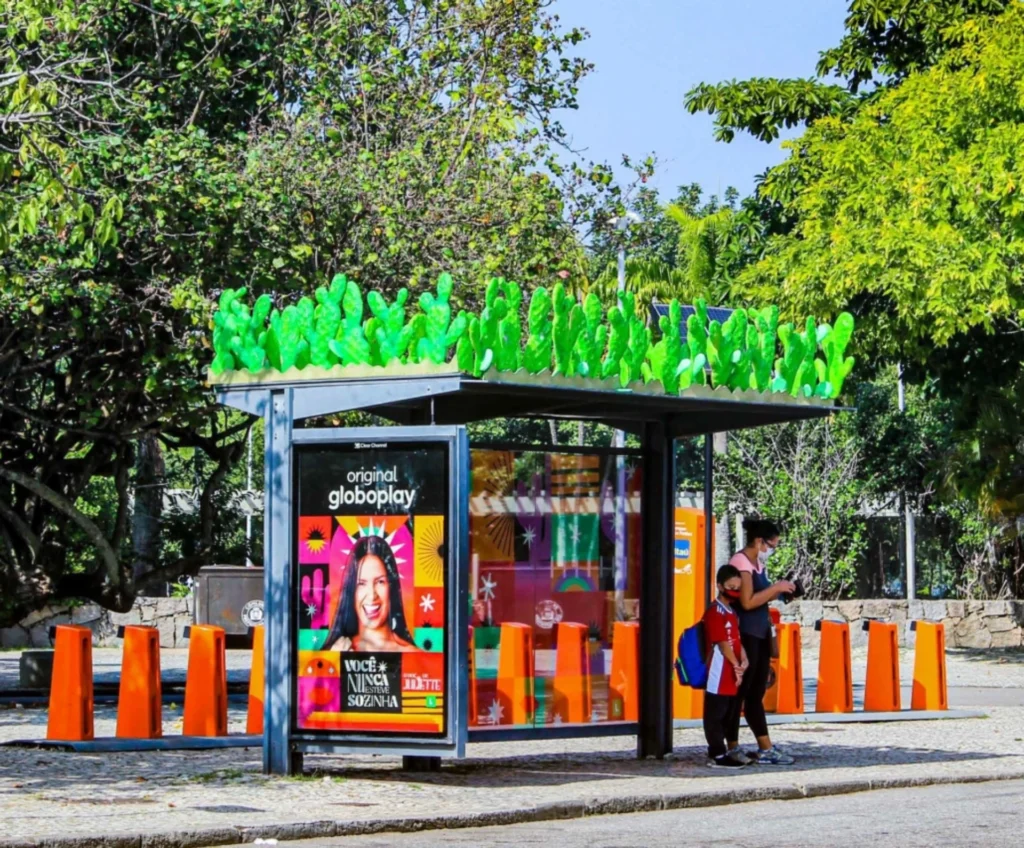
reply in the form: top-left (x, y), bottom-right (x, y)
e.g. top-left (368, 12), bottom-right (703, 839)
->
top-left (195, 565), bottom-right (264, 634)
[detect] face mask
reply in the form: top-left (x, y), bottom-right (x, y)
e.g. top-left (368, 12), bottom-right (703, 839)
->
top-left (722, 588), bottom-right (741, 600)
top-left (758, 545), bottom-right (776, 566)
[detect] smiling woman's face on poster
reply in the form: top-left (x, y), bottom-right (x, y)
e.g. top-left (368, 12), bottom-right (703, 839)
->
top-left (294, 442), bottom-right (449, 736)
top-left (326, 536), bottom-right (420, 654)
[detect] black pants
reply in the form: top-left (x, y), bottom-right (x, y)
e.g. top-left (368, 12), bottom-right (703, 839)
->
top-left (727, 633), bottom-right (771, 743)
top-left (703, 691), bottom-right (741, 759)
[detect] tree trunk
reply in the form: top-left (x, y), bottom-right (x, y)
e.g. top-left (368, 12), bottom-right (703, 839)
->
top-left (131, 432), bottom-right (165, 593)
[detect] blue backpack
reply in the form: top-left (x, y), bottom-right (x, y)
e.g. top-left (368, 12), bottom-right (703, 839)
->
top-left (674, 622), bottom-right (709, 689)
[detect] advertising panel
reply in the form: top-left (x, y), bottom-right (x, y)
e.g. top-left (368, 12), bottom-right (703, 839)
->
top-left (294, 440), bottom-right (451, 738)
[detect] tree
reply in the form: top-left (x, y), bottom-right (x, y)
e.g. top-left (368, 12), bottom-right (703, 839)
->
top-left (584, 184), bottom-right (767, 314)
top-left (684, 1), bottom-right (1011, 144)
top-left (716, 417), bottom-right (867, 599)
top-left (0, 0), bottom-right (625, 625)
top-left (739, 6), bottom-right (1024, 514)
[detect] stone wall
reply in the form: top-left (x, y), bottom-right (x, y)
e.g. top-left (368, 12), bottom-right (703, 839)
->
top-left (0, 596), bottom-right (194, 649)
top-left (776, 599), bottom-right (1024, 649)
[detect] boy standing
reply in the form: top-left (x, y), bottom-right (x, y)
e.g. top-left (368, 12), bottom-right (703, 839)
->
top-left (702, 564), bottom-right (749, 769)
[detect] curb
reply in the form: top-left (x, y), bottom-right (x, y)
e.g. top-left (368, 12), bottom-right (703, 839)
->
top-left (7, 768), bottom-right (1024, 848)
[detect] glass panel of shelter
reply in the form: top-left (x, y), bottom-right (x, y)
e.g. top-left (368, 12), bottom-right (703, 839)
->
top-left (468, 446), bottom-right (642, 729)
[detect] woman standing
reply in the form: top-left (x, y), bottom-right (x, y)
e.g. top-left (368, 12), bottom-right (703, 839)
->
top-left (725, 518), bottom-right (796, 765)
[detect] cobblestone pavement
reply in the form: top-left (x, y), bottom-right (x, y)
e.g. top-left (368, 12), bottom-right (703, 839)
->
top-left (2, 703), bottom-right (1023, 847)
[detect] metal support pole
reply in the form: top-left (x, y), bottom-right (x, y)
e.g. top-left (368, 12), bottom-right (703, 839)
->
top-left (638, 420), bottom-right (674, 759)
top-left (612, 212), bottom-right (639, 600)
top-left (703, 433), bottom-right (714, 609)
top-left (245, 424), bottom-right (254, 568)
top-left (897, 364), bottom-right (916, 599)
top-left (264, 389), bottom-right (301, 776)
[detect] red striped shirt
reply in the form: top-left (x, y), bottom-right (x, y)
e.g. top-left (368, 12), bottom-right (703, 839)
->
top-left (702, 600), bottom-right (742, 696)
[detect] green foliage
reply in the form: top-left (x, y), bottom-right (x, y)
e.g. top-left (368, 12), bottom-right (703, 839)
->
top-left (716, 417), bottom-right (868, 599)
top-left (742, 5), bottom-right (1024, 512)
top-left (0, 0), bottom-right (665, 625)
top-left (684, 1), bottom-right (1010, 145)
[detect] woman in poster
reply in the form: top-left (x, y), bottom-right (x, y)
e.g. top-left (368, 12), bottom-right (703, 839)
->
top-left (326, 535), bottom-right (419, 653)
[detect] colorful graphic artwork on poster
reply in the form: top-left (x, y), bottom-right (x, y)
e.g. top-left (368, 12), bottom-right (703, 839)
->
top-left (295, 443), bottom-right (449, 736)
top-left (468, 449), bottom-right (643, 727)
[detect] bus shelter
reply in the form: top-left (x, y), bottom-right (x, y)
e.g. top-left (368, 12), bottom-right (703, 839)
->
top-left (216, 369), bottom-right (833, 775)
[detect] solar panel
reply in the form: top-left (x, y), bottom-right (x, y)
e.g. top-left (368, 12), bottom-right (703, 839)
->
top-left (650, 302), bottom-right (735, 347)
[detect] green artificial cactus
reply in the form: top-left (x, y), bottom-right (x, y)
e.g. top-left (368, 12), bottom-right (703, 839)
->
top-left (211, 287), bottom-right (270, 373)
top-left (707, 308), bottom-right (748, 389)
top-left (601, 295), bottom-right (631, 381)
top-left (685, 299), bottom-right (709, 386)
top-left (306, 276), bottom-right (345, 368)
top-left (749, 306), bottom-right (779, 392)
top-left (328, 277), bottom-right (372, 365)
top-left (620, 305), bottom-right (651, 387)
top-left (773, 318), bottom-right (819, 397)
top-left (456, 316), bottom-right (478, 374)
top-left (494, 279), bottom-right (523, 372)
top-left (644, 299), bottom-right (686, 392)
top-left (816, 312), bottom-right (855, 398)
top-left (470, 279), bottom-right (509, 374)
top-left (523, 287), bottom-right (553, 374)
top-left (265, 304), bottom-right (306, 371)
top-left (206, 270), bottom-right (854, 403)
top-left (414, 273), bottom-right (469, 364)
top-left (572, 293), bottom-right (607, 378)
top-left (365, 289), bottom-right (414, 365)
top-left (551, 283), bottom-right (585, 376)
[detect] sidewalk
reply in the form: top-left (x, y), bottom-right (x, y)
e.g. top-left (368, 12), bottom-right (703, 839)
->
top-left (2, 703), bottom-right (1023, 848)
top-left (3, 646), bottom-right (1023, 847)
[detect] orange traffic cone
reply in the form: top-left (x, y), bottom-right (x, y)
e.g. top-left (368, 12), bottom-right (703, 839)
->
top-left (864, 621), bottom-right (901, 712)
top-left (775, 622), bottom-right (804, 714)
top-left (183, 624), bottom-right (228, 736)
top-left (911, 621), bottom-right (948, 711)
top-left (815, 620), bottom-right (853, 713)
top-left (764, 609), bottom-right (782, 713)
top-left (552, 623), bottom-right (591, 724)
top-left (116, 625), bottom-right (162, 738)
top-left (47, 625), bottom-right (94, 741)
top-left (495, 622), bottom-right (534, 725)
top-left (609, 621), bottom-right (639, 722)
top-left (246, 626), bottom-right (265, 734)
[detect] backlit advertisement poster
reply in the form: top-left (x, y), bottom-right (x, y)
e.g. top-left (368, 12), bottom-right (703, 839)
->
top-left (294, 441), bottom-right (449, 736)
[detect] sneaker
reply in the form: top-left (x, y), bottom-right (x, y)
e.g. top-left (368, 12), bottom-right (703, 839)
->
top-left (707, 754), bottom-right (748, 769)
top-left (753, 745), bottom-right (795, 765)
top-left (726, 748), bottom-right (757, 765)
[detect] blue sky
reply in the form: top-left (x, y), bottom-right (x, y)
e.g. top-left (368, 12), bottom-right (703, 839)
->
top-left (553, 0), bottom-right (849, 201)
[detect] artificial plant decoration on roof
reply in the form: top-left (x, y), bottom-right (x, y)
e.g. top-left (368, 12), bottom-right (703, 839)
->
top-left (572, 292), bottom-right (608, 379)
top-left (413, 273), bottom-right (469, 365)
top-left (523, 286), bottom-right (554, 374)
top-left (207, 274), bottom-right (856, 401)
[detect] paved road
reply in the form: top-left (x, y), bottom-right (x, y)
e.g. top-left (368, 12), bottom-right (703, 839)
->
top-left (244, 779), bottom-right (1024, 848)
